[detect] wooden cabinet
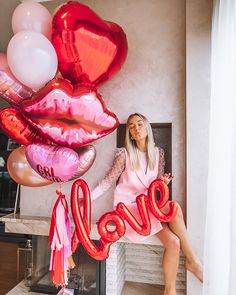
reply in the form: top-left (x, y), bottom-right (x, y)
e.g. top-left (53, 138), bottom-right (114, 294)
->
top-left (0, 241), bottom-right (18, 295)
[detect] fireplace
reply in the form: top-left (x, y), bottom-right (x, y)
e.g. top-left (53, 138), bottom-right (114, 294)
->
top-left (28, 236), bottom-right (106, 295)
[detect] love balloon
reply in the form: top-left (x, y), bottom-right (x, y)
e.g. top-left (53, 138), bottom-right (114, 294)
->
top-left (70, 178), bottom-right (178, 260)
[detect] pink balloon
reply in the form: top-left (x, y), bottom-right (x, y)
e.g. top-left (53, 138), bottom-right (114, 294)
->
top-left (25, 144), bottom-right (80, 182)
top-left (0, 52), bottom-right (34, 105)
top-left (20, 79), bottom-right (119, 148)
top-left (7, 31), bottom-right (58, 90)
top-left (12, 1), bottom-right (52, 39)
top-left (70, 145), bottom-right (96, 180)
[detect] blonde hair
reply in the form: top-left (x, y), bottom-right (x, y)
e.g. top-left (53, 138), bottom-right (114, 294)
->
top-left (125, 113), bottom-right (156, 171)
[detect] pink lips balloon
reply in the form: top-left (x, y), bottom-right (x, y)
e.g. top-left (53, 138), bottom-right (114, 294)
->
top-left (20, 78), bottom-right (119, 148)
top-left (26, 144), bottom-right (80, 182)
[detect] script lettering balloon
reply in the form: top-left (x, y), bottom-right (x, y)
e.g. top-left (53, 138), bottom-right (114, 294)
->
top-left (52, 1), bottom-right (128, 86)
top-left (7, 146), bottom-right (53, 187)
top-left (71, 179), bottom-right (121, 260)
top-left (20, 79), bottom-right (119, 148)
top-left (71, 179), bottom-right (178, 260)
top-left (148, 179), bottom-right (178, 222)
top-left (25, 144), bottom-right (80, 182)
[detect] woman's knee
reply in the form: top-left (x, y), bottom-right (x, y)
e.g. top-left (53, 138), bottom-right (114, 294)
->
top-left (165, 234), bottom-right (180, 252)
top-left (174, 202), bottom-right (183, 219)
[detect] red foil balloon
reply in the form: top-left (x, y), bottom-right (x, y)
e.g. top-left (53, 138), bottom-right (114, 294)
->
top-left (0, 107), bottom-right (50, 145)
top-left (116, 194), bottom-right (151, 236)
top-left (52, 1), bottom-right (128, 86)
top-left (148, 179), bottom-right (178, 222)
top-left (70, 178), bottom-right (178, 260)
top-left (97, 212), bottom-right (125, 243)
top-left (71, 179), bottom-right (117, 260)
top-left (20, 78), bottom-right (119, 148)
top-left (0, 52), bottom-right (33, 105)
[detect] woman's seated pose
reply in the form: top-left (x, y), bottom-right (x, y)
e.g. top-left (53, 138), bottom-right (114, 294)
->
top-left (91, 113), bottom-right (203, 295)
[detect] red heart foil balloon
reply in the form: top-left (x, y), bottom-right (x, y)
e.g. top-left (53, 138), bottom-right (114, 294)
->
top-left (0, 107), bottom-right (50, 146)
top-left (52, 1), bottom-right (128, 86)
top-left (20, 78), bottom-right (119, 148)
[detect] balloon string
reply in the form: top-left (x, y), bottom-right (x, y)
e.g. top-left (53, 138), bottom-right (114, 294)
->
top-left (56, 182), bottom-right (62, 196)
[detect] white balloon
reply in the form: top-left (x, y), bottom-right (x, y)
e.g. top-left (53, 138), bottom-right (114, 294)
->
top-left (12, 0), bottom-right (52, 39)
top-left (7, 31), bottom-right (58, 90)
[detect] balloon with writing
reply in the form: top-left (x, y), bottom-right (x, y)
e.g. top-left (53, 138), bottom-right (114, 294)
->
top-left (7, 146), bottom-right (53, 187)
top-left (70, 178), bottom-right (178, 260)
top-left (25, 144), bottom-right (80, 182)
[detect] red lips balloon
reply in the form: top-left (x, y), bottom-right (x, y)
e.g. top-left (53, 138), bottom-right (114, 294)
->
top-left (52, 1), bottom-right (128, 86)
top-left (0, 108), bottom-right (50, 145)
top-left (20, 78), bottom-right (119, 148)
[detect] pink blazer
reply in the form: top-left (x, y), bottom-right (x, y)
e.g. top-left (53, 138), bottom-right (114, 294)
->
top-left (113, 147), bottom-right (163, 242)
top-left (113, 147), bottom-right (160, 206)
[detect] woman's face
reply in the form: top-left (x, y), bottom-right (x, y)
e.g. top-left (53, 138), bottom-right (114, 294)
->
top-left (128, 115), bottom-right (148, 142)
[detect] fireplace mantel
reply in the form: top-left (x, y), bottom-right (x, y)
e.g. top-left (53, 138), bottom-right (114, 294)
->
top-left (0, 213), bottom-right (162, 245)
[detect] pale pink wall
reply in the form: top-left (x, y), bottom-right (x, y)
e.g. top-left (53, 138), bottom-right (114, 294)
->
top-left (13, 0), bottom-right (186, 220)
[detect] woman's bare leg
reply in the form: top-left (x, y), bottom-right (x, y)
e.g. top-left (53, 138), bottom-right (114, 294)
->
top-left (156, 223), bottom-right (180, 295)
top-left (161, 202), bottom-right (203, 282)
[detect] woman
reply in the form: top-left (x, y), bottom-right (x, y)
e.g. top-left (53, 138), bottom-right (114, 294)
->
top-left (92, 113), bottom-right (203, 295)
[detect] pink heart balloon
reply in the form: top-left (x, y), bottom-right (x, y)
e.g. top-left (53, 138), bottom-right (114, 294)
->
top-left (70, 145), bottom-right (96, 180)
top-left (25, 144), bottom-right (80, 182)
top-left (7, 146), bottom-right (53, 187)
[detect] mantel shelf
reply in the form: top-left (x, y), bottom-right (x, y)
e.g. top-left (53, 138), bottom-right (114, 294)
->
top-left (0, 213), bottom-right (162, 245)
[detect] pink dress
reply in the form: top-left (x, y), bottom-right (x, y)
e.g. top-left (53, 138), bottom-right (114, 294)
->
top-left (92, 147), bottom-right (165, 243)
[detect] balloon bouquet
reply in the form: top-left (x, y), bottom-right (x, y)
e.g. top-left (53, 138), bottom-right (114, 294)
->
top-left (0, 0), bottom-right (127, 289)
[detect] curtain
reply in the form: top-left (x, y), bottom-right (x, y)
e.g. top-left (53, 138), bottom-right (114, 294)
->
top-left (203, 0), bottom-right (236, 294)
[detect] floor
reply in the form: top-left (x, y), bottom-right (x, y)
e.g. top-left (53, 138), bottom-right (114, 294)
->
top-left (122, 282), bottom-right (164, 295)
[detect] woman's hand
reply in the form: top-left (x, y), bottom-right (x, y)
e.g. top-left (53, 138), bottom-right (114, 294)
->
top-left (161, 173), bottom-right (174, 185)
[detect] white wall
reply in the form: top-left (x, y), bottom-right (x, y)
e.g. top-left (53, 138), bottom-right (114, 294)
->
top-left (186, 0), bottom-right (212, 294)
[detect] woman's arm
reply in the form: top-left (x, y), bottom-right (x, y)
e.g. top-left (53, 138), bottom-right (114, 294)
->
top-left (91, 148), bottom-right (126, 201)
